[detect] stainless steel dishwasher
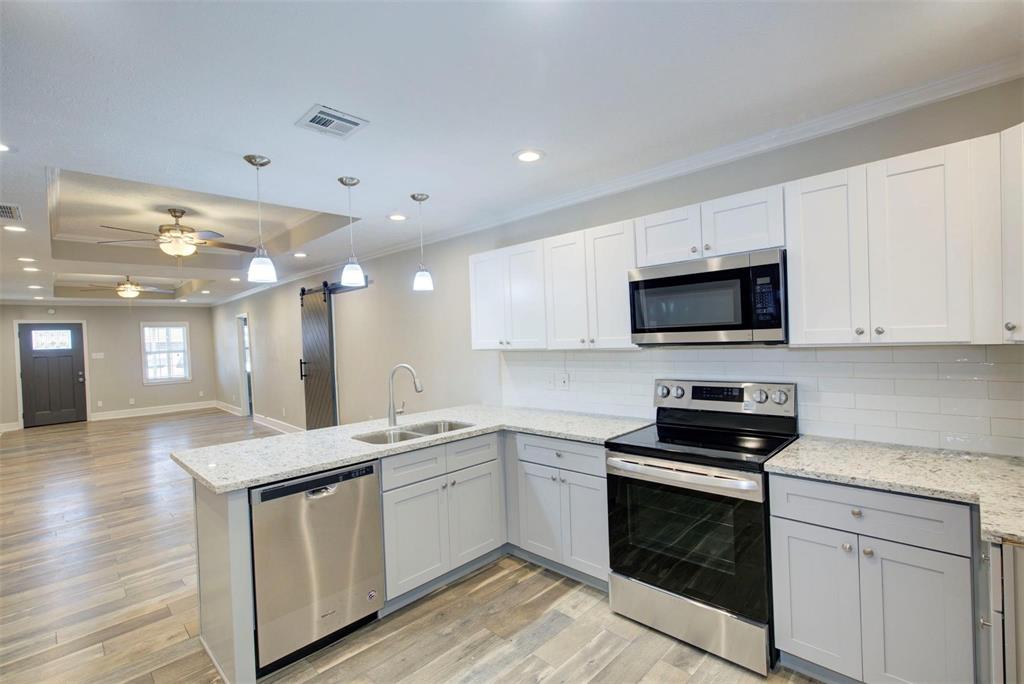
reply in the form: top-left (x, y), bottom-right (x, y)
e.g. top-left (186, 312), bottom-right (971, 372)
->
top-left (250, 462), bottom-right (384, 671)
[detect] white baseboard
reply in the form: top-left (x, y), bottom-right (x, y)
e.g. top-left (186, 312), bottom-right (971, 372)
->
top-left (0, 421), bottom-right (21, 434)
top-left (253, 413), bottom-right (303, 434)
top-left (91, 400), bottom-right (219, 422)
top-left (214, 401), bottom-right (246, 417)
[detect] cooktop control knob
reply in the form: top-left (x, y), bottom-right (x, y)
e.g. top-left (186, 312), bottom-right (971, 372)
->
top-left (751, 389), bottom-right (769, 404)
top-left (673, 386), bottom-right (686, 399)
top-left (657, 384), bottom-right (671, 398)
top-left (771, 389), bottom-right (789, 405)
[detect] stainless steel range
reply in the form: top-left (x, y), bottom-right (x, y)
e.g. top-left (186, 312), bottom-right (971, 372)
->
top-left (604, 379), bottom-right (798, 676)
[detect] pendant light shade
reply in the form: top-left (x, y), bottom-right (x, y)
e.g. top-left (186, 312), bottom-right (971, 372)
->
top-left (411, 193), bottom-right (433, 291)
top-left (338, 176), bottom-right (365, 287)
top-left (244, 154), bottom-right (276, 283)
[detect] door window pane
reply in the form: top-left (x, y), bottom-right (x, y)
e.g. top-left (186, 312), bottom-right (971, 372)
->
top-left (31, 329), bottom-right (72, 350)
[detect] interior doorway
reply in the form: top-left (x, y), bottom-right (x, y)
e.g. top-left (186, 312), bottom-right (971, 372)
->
top-left (236, 314), bottom-right (254, 417)
top-left (17, 322), bottom-right (88, 427)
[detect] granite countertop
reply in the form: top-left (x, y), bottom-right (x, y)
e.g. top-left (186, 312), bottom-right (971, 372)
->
top-left (171, 404), bottom-right (650, 494)
top-left (766, 435), bottom-right (1024, 545)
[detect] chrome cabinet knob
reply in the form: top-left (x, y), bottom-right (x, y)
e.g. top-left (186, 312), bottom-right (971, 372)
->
top-left (704, 243), bottom-right (712, 251)
top-left (560, 477), bottom-right (566, 483)
top-left (498, 340), bottom-right (504, 345)
top-left (441, 482), bottom-right (448, 489)
top-left (550, 474), bottom-right (557, 481)
top-left (752, 389), bottom-right (769, 404)
top-left (770, 389), bottom-right (789, 405)
top-left (579, 338), bottom-right (586, 344)
top-left (589, 338), bottom-right (595, 344)
top-left (1007, 322), bottom-right (1018, 331)
top-left (851, 508), bottom-right (863, 518)
top-left (862, 548), bottom-right (874, 557)
top-left (555, 451), bottom-right (562, 458)
top-left (451, 479), bottom-right (457, 486)
top-left (690, 246), bottom-right (698, 253)
top-left (657, 384), bottom-right (671, 398)
top-left (841, 543), bottom-right (853, 552)
top-left (874, 326), bottom-right (885, 335)
top-left (855, 327), bottom-right (864, 335)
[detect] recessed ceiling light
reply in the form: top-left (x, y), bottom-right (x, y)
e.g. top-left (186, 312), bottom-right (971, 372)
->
top-left (33, 296), bottom-right (44, 300)
top-left (22, 266), bottom-right (40, 272)
top-left (294, 252), bottom-right (307, 258)
top-left (230, 277), bottom-right (241, 282)
top-left (3, 225), bottom-right (26, 232)
top-left (179, 298), bottom-right (188, 303)
top-left (388, 214), bottom-right (407, 222)
top-left (201, 290), bottom-right (211, 294)
top-left (17, 257), bottom-right (35, 262)
top-left (27, 285), bottom-right (42, 289)
top-left (516, 149), bottom-right (545, 163)
top-left (0, 143), bottom-right (9, 152)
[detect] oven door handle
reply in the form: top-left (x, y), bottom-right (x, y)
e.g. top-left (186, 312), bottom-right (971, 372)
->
top-left (606, 455), bottom-right (763, 502)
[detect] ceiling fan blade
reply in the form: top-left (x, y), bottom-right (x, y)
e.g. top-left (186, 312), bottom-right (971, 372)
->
top-left (99, 225), bottom-right (155, 236)
top-left (200, 240), bottom-right (256, 253)
top-left (195, 230), bottom-right (224, 239)
top-left (96, 239), bottom-right (155, 244)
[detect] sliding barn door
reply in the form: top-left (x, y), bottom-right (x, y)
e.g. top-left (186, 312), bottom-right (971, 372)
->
top-left (300, 287), bottom-right (338, 430)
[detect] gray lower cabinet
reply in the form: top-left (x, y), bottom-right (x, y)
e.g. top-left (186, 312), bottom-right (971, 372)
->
top-left (770, 475), bottom-right (975, 684)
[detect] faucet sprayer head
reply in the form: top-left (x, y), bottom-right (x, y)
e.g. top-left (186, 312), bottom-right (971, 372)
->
top-left (414, 379), bottom-right (424, 393)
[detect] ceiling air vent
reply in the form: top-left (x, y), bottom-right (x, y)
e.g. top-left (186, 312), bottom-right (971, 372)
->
top-left (296, 104), bottom-right (369, 140)
top-left (0, 204), bottom-right (23, 221)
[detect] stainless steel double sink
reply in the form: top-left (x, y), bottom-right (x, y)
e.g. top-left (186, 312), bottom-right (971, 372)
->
top-left (352, 420), bottom-right (474, 445)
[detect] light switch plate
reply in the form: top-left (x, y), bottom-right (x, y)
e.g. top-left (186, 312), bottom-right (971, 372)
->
top-left (555, 372), bottom-right (570, 391)
top-left (90, 352), bottom-right (104, 359)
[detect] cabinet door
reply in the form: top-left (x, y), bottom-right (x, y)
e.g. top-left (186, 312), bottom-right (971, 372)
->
top-left (468, 250), bottom-right (508, 350)
top-left (700, 185), bottom-right (785, 256)
top-left (558, 470), bottom-right (608, 579)
top-left (584, 221), bottom-right (637, 349)
top-left (1003, 123), bottom-right (1024, 342)
top-left (505, 241), bottom-right (547, 349)
top-left (866, 142), bottom-right (972, 343)
top-left (544, 231), bottom-right (590, 350)
top-left (859, 536), bottom-right (973, 684)
top-left (784, 168), bottom-right (871, 345)
top-left (517, 461), bottom-right (563, 561)
top-left (448, 460), bottom-right (505, 567)
top-left (635, 204), bottom-right (702, 266)
top-left (382, 475), bottom-right (450, 599)
top-left (770, 517), bottom-right (862, 681)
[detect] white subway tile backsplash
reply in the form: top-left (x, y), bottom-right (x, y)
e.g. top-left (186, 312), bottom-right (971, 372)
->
top-left (501, 345), bottom-right (1021, 457)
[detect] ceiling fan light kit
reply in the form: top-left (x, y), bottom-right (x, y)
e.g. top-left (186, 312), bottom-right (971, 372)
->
top-left (245, 154), bottom-right (277, 284)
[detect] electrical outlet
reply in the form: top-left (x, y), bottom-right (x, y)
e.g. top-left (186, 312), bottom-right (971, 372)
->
top-left (97, 400), bottom-right (103, 408)
top-left (199, 390), bottom-right (205, 398)
top-left (128, 397), bottom-right (135, 406)
top-left (555, 372), bottom-right (570, 391)
top-left (281, 407), bottom-right (286, 417)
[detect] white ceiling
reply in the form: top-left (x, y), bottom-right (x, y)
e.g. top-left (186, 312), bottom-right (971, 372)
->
top-left (1, 1), bottom-right (1021, 305)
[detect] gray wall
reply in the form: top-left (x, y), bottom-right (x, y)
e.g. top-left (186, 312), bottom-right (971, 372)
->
top-left (0, 303), bottom-right (216, 425)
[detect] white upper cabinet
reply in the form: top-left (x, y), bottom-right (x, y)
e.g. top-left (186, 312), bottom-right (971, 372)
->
top-left (545, 221), bottom-right (636, 350)
top-left (1003, 123), bottom-right (1024, 342)
top-left (544, 231), bottom-right (591, 349)
top-left (866, 141), bottom-right (972, 343)
top-left (469, 240), bottom-right (546, 350)
top-left (584, 221), bottom-right (636, 349)
top-left (700, 185), bottom-right (785, 257)
top-left (635, 204), bottom-right (702, 266)
top-left (785, 167), bottom-right (871, 345)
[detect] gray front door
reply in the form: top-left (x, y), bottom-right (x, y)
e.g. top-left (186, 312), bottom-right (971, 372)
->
top-left (300, 286), bottom-right (338, 430)
top-left (18, 323), bottom-right (87, 428)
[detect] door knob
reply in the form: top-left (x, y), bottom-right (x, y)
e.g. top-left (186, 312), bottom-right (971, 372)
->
top-left (862, 548), bottom-right (874, 557)
top-left (874, 326), bottom-right (885, 335)
top-left (1007, 322), bottom-right (1018, 332)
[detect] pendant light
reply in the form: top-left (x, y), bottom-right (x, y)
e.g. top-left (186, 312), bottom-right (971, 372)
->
top-left (244, 154), bottom-right (277, 283)
top-left (338, 176), bottom-right (365, 287)
top-left (411, 193), bottom-right (433, 291)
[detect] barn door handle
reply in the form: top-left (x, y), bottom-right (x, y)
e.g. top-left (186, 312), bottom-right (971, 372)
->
top-left (299, 359), bottom-right (308, 380)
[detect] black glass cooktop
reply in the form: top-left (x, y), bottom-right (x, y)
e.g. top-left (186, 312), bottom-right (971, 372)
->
top-left (605, 423), bottom-right (796, 473)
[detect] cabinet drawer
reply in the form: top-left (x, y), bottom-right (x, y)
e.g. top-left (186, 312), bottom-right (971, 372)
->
top-left (381, 445), bottom-right (447, 491)
top-left (446, 434), bottom-right (499, 472)
top-left (515, 433), bottom-right (605, 478)
top-left (770, 475), bottom-right (971, 557)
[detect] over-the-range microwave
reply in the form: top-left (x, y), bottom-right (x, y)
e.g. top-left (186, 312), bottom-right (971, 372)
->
top-left (628, 248), bottom-right (787, 345)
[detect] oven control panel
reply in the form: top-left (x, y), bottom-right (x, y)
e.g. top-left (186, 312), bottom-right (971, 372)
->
top-left (654, 379), bottom-right (796, 417)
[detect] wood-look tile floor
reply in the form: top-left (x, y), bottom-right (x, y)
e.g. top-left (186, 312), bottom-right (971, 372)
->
top-left (0, 409), bottom-right (818, 684)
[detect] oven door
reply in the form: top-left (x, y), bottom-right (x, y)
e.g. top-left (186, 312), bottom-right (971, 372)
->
top-left (606, 452), bottom-right (770, 624)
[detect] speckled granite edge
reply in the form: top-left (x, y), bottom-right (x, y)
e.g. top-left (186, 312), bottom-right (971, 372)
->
top-left (766, 435), bottom-right (1024, 545)
top-left (171, 404), bottom-right (650, 495)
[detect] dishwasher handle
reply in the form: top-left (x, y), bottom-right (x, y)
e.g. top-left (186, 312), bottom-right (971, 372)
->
top-left (252, 463), bottom-right (376, 504)
top-left (305, 484), bottom-right (337, 499)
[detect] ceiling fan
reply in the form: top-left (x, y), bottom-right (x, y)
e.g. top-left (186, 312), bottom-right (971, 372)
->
top-left (75, 275), bottom-right (174, 299)
top-left (97, 208), bottom-right (256, 257)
